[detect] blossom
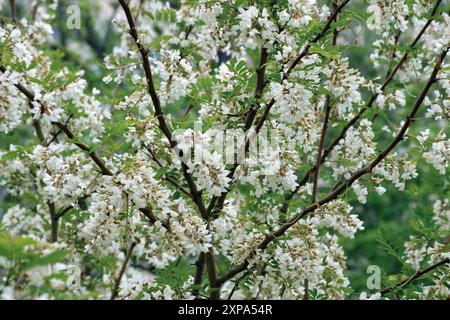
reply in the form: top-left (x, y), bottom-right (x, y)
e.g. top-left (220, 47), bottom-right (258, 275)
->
top-left (0, 0), bottom-right (448, 301)
top-left (359, 292), bottom-right (382, 300)
top-left (367, 0), bottom-right (408, 32)
top-left (423, 138), bottom-right (449, 175)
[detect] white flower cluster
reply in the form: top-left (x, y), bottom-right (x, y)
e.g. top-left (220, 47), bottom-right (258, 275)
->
top-left (30, 143), bottom-right (95, 207)
top-left (325, 58), bottom-right (365, 119)
top-left (0, 0), bottom-right (448, 300)
top-left (327, 119), bottom-right (376, 179)
top-left (423, 137), bottom-right (449, 175)
top-left (165, 208), bottom-right (213, 256)
top-left (242, 220), bottom-right (355, 299)
top-left (376, 90), bottom-right (406, 111)
top-left (367, 0), bottom-right (409, 32)
top-left (402, 198), bottom-right (449, 299)
top-left (0, 70), bottom-right (27, 133)
top-left (1, 205), bottom-right (45, 237)
top-left (153, 49), bottom-right (196, 104)
top-left (237, 139), bottom-right (299, 195)
top-left (174, 129), bottom-right (231, 196)
top-left (118, 271), bottom-right (194, 300)
top-left (115, 152), bottom-right (172, 210)
top-left (234, 7), bottom-right (278, 49)
top-left (432, 199), bottom-right (450, 232)
top-left (424, 90), bottom-right (448, 121)
top-left (81, 183), bottom-right (126, 255)
top-left (0, 146), bottom-right (34, 196)
top-left (310, 199), bottom-right (364, 238)
top-left (372, 153), bottom-right (418, 191)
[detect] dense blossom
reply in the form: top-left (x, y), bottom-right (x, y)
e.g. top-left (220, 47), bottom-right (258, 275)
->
top-left (0, 0), bottom-right (448, 300)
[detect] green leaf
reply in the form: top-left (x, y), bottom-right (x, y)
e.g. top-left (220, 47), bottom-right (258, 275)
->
top-left (375, 228), bottom-right (406, 266)
top-left (310, 43), bottom-right (340, 60)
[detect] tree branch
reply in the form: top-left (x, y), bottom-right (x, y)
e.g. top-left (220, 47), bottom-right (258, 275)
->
top-left (118, 0), bottom-right (220, 295)
top-left (9, 0), bottom-right (17, 24)
top-left (312, 2), bottom-right (339, 204)
top-left (47, 201), bottom-right (58, 243)
top-left (283, 0), bottom-right (350, 80)
top-left (206, 248), bottom-right (220, 299)
top-left (1, 63), bottom-right (64, 243)
top-left (192, 252), bottom-right (206, 299)
top-left (110, 241), bottom-right (137, 300)
top-left (378, 258), bottom-right (450, 295)
top-left (142, 144), bottom-right (191, 197)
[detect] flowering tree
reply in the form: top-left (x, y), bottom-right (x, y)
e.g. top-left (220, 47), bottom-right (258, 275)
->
top-left (0, 0), bottom-right (448, 300)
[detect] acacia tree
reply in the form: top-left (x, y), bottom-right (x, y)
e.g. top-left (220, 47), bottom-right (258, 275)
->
top-left (0, 0), bottom-right (448, 300)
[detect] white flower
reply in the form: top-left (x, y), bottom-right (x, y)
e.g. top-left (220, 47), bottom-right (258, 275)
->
top-left (367, 0), bottom-right (408, 32)
top-left (359, 292), bottom-right (382, 300)
top-left (353, 183), bottom-right (368, 204)
top-left (423, 138), bottom-right (449, 175)
top-left (375, 185), bottom-right (386, 195)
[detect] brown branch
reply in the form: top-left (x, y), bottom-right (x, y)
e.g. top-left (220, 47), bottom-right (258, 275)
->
top-left (56, 205), bottom-right (73, 219)
top-left (206, 248), bottom-right (220, 299)
top-left (312, 96), bottom-right (332, 203)
top-left (118, 0), bottom-right (207, 218)
top-left (216, 47), bottom-right (448, 286)
top-left (142, 144), bottom-right (191, 197)
top-left (30, 2), bottom-right (39, 21)
top-left (205, 47), bottom-right (269, 216)
top-left (243, 47), bottom-right (268, 132)
top-left (280, 0), bottom-right (443, 214)
top-left (0, 65), bottom-right (64, 243)
top-left (252, 0), bottom-right (350, 134)
top-left (378, 258), bottom-right (450, 295)
top-left (226, 272), bottom-right (249, 300)
top-left (192, 252), bottom-right (206, 299)
top-left (385, 28), bottom-right (403, 80)
top-left (9, 0), bottom-right (17, 23)
top-left (52, 121), bottom-right (114, 176)
top-left (133, 0), bottom-right (145, 23)
top-left (44, 114), bottom-right (73, 147)
top-left (303, 279), bottom-right (309, 300)
top-left (192, 46), bottom-right (271, 299)
top-left (47, 201), bottom-right (58, 243)
top-left (312, 2), bottom-right (339, 203)
top-left (200, 3), bottom-right (352, 293)
top-left (110, 241), bottom-right (137, 300)
top-left (118, 0), bottom-right (171, 145)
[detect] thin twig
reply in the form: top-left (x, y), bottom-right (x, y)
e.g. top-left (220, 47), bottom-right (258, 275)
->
top-left (110, 241), bottom-right (137, 300)
top-left (312, 1), bottom-right (339, 203)
top-left (378, 258), bottom-right (449, 295)
top-left (9, 0), bottom-right (17, 24)
top-left (192, 252), bottom-right (205, 299)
